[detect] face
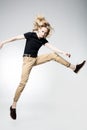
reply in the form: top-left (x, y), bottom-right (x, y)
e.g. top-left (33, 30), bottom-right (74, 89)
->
top-left (38, 27), bottom-right (48, 38)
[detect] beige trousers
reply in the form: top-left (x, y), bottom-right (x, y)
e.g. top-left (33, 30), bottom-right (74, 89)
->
top-left (13, 52), bottom-right (70, 102)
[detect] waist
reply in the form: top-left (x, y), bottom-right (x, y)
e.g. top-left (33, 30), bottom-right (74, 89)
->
top-left (23, 54), bottom-right (37, 58)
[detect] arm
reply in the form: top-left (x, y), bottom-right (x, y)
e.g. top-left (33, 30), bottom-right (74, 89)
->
top-left (45, 42), bottom-right (71, 58)
top-left (0, 35), bottom-right (25, 49)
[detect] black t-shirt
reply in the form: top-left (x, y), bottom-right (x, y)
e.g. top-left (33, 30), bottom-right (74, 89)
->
top-left (24, 32), bottom-right (48, 57)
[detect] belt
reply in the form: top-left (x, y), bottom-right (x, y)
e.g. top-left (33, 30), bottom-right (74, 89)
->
top-left (23, 54), bottom-right (37, 58)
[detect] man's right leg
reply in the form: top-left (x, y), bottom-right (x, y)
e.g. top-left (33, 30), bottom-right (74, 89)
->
top-left (10, 57), bottom-right (36, 120)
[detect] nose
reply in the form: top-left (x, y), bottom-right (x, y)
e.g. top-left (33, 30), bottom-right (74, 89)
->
top-left (41, 33), bottom-right (45, 37)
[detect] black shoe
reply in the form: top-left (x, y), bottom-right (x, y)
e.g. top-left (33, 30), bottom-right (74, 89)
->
top-left (74, 60), bottom-right (86, 73)
top-left (10, 106), bottom-right (16, 120)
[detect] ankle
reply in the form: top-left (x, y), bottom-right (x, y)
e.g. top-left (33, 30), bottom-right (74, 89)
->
top-left (69, 64), bottom-right (76, 71)
top-left (12, 102), bottom-right (17, 109)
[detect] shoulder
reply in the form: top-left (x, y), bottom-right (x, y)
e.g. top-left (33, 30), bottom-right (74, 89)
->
top-left (24, 32), bottom-right (35, 39)
top-left (40, 38), bottom-right (48, 45)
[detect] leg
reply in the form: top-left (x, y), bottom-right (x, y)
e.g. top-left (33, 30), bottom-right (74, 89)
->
top-left (35, 52), bottom-right (70, 67)
top-left (10, 57), bottom-right (36, 120)
top-left (13, 57), bottom-right (36, 102)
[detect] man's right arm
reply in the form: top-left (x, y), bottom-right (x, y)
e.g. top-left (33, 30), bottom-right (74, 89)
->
top-left (0, 35), bottom-right (25, 49)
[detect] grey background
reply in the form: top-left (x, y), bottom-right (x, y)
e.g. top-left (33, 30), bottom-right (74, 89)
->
top-left (0, 0), bottom-right (87, 130)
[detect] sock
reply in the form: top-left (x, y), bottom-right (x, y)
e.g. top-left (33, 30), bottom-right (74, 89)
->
top-left (12, 102), bottom-right (17, 109)
top-left (69, 64), bottom-right (76, 71)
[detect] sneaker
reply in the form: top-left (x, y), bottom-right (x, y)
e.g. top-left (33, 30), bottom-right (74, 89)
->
top-left (10, 106), bottom-right (16, 120)
top-left (74, 60), bottom-right (86, 73)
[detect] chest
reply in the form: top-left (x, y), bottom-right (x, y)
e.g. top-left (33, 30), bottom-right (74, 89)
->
top-left (26, 37), bottom-right (43, 49)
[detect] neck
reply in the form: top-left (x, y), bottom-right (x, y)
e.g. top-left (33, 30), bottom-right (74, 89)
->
top-left (35, 31), bottom-right (41, 39)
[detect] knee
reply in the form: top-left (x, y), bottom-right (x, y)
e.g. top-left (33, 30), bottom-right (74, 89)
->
top-left (48, 52), bottom-right (56, 57)
top-left (49, 52), bottom-right (59, 60)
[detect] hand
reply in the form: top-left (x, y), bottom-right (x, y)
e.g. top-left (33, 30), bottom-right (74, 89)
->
top-left (66, 53), bottom-right (71, 58)
top-left (63, 52), bottom-right (71, 58)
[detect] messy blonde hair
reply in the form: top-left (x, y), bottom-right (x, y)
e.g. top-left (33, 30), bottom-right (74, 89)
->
top-left (33, 15), bottom-right (53, 37)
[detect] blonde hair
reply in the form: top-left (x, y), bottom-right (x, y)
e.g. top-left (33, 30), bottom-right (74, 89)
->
top-left (33, 15), bottom-right (53, 37)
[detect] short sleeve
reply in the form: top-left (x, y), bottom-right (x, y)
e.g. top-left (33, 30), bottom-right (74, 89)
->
top-left (24, 32), bottom-right (32, 39)
top-left (41, 38), bottom-right (48, 45)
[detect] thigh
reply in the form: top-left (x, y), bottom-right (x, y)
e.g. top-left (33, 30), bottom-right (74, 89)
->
top-left (20, 57), bottom-right (36, 83)
top-left (35, 53), bottom-right (55, 66)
